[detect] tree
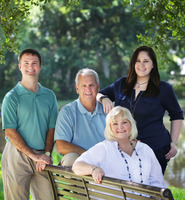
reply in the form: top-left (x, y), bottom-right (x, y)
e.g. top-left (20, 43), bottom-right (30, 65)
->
top-left (1, 0), bottom-right (185, 64)
top-left (17, 0), bottom-right (144, 99)
top-left (0, 0), bottom-right (51, 64)
top-left (128, 0), bottom-right (185, 63)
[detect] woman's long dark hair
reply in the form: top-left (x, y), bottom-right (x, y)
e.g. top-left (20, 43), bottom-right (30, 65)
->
top-left (124, 46), bottom-right (161, 97)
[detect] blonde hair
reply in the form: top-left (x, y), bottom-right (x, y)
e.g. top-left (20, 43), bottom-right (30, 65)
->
top-left (104, 106), bottom-right (138, 141)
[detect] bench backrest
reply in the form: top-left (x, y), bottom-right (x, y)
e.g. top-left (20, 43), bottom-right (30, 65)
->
top-left (45, 165), bottom-right (174, 200)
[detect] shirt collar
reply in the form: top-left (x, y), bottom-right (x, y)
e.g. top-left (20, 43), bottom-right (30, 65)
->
top-left (15, 82), bottom-right (46, 96)
top-left (77, 97), bottom-right (103, 115)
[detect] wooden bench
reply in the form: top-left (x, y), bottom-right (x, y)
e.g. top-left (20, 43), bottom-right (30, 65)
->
top-left (45, 164), bottom-right (174, 200)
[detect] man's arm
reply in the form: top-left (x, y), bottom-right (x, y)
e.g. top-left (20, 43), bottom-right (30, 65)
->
top-left (56, 140), bottom-right (85, 155)
top-left (55, 105), bottom-right (86, 155)
top-left (44, 128), bottom-right (55, 153)
top-left (5, 129), bottom-right (52, 169)
top-left (36, 128), bottom-right (55, 171)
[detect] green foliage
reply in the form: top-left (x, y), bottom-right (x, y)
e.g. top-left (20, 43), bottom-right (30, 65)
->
top-left (169, 186), bottom-right (185, 199)
top-left (0, 0), bottom-right (26, 64)
top-left (1, 0), bottom-right (185, 64)
top-left (0, 0), bottom-right (51, 64)
top-left (1, 0), bottom-right (185, 100)
top-left (52, 150), bottom-right (62, 165)
top-left (131, 0), bottom-right (185, 63)
top-left (17, 0), bottom-right (144, 99)
top-left (0, 154), bottom-right (4, 200)
top-left (173, 83), bottom-right (185, 99)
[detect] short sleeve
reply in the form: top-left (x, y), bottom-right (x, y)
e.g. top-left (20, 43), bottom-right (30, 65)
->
top-left (54, 106), bottom-right (74, 142)
top-left (161, 83), bottom-right (184, 121)
top-left (2, 92), bottom-right (18, 130)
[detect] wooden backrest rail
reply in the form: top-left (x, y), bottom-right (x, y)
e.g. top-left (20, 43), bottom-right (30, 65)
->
top-left (45, 164), bottom-right (174, 200)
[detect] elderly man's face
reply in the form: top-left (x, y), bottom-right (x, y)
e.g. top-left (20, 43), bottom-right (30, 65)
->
top-left (76, 75), bottom-right (99, 104)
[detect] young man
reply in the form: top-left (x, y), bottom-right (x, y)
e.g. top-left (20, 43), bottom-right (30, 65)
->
top-left (54, 68), bottom-right (106, 167)
top-left (1, 49), bottom-right (58, 200)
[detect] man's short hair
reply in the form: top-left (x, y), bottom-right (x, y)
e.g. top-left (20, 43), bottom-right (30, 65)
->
top-left (18, 49), bottom-right (42, 65)
top-left (75, 68), bottom-right (99, 86)
top-left (104, 106), bottom-right (138, 141)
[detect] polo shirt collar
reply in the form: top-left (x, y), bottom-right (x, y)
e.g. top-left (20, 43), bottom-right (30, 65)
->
top-left (77, 97), bottom-right (103, 115)
top-left (15, 82), bottom-right (46, 95)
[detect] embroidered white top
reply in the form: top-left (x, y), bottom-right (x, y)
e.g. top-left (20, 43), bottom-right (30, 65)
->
top-left (74, 140), bottom-right (166, 188)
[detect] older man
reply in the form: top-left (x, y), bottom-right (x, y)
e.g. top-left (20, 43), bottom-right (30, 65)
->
top-left (54, 68), bottom-right (106, 166)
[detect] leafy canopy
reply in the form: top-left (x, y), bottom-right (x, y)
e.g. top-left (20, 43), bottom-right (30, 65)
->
top-left (0, 0), bottom-right (51, 64)
top-left (1, 0), bottom-right (185, 64)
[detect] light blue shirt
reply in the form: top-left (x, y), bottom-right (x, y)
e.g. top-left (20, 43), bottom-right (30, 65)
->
top-left (54, 98), bottom-right (106, 151)
top-left (2, 82), bottom-right (58, 150)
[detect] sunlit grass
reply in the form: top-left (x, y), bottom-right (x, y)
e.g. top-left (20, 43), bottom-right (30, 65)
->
top-left (169, 186), bottom-right (185, 199)
top-left (0, 154), bottom-right (4, 200)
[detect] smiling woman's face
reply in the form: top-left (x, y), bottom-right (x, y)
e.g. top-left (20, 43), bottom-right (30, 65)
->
top-left (110, 115), bottom-right (131, 140)
top-left (135, 51), bottom-right (153, 79)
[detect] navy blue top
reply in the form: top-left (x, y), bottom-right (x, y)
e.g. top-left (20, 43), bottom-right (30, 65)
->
top-left (100, 77), bottom-right (184, 151)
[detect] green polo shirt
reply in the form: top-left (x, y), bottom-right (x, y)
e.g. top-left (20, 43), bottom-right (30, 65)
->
top-left (2, 82), bottom-right (58, 150)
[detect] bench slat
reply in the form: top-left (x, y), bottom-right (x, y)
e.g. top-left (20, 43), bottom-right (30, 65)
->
top-left (57, 189), bottom-right (87, 200)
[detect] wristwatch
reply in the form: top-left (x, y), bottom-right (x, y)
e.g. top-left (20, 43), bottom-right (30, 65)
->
top-left (171, 140), bottom-right (178, 146)
top-left (45, 151), bottom-right (51, 156)
top-left (100, 95), bottom-right (108, 103)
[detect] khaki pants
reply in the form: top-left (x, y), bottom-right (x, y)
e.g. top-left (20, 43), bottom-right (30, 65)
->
top-left (1, 142), bottom-right (52, 200)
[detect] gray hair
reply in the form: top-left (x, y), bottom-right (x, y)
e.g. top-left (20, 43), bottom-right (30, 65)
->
top-left (104, 106), bottom-right (138, 141)
top-left (75, 68), bottom-right (99, 86)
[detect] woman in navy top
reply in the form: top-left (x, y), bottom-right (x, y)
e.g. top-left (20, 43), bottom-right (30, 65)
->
top-left (97, 46), bottom-right (184, 174)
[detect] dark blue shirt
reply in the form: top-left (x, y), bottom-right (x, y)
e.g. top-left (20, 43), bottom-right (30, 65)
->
top-left (100, 77), bottom-right (184, 150)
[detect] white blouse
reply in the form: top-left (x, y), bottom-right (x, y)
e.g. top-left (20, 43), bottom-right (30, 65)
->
top-left (74, 140), bottom-right (166, 188)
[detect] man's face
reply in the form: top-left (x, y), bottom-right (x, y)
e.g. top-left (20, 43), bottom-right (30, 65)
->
top-left (18, 53), bottom-right (42, 80)
top-left (76, 75), bottom-right (99, 104)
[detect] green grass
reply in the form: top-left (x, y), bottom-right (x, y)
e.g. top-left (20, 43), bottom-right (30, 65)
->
top-left (169, 186), bottom-right (185, 199)
top-left (0, 154), bottom-right (4, 200)
top-left (1, 152), bottom-right (185, 200)
top-left (52, 150), bottom-right (62, 165)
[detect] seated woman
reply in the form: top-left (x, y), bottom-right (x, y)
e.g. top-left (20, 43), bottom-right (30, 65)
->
top-left (72, 106), bottom-right (166, 188)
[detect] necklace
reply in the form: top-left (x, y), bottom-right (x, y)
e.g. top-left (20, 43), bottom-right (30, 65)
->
top-left (136, 81), bottom-right (148, 88)
top-left (130, 91), bottom-right (143, 118)
top-left (118, 142), bottom-right (143, 184)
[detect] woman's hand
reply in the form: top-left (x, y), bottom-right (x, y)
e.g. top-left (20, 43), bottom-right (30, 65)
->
top-left (92, 167), bottom-right (105, 184)
top-left (102, 98), bottom-right (114, 114)
top-left (165, 142), bottom-right (178, 160)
